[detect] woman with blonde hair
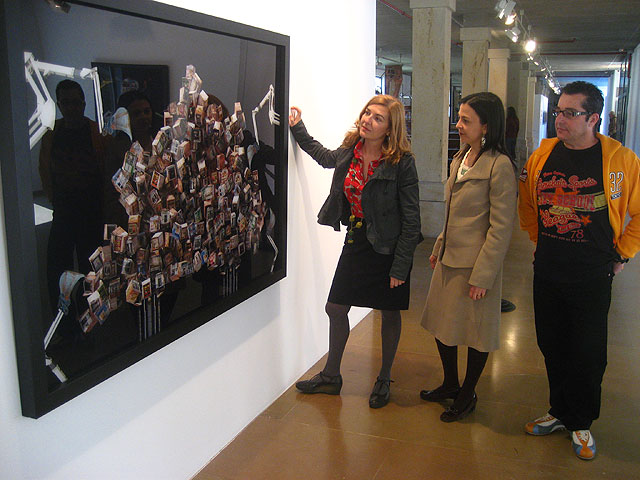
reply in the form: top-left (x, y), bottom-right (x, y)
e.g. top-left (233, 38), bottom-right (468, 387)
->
top-left (290, 95), bottom-right (421, 408)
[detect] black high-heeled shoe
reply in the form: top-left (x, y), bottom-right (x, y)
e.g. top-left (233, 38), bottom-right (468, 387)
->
top-left (440, 393), bottom-right (477, 422)
top-left (420, 384), bottom-right (461, 402)
top-left (369, 377), bottom-right (393, 409)
top-left (295, 372), bottom-right (342, 395)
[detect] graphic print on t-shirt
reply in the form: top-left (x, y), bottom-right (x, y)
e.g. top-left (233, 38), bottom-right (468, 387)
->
top-left (534, 141), bottom-right (613, 281)
top-left (537, 171), bottom-right (607, 242)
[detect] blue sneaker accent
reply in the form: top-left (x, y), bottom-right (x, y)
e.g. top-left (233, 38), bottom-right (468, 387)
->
top-left (572, 430), bottom-right (596, 460)
top-left (525, 414), bottom-right (566, 435)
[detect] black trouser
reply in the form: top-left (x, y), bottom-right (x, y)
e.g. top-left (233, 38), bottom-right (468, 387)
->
top-left (533, 271), bottom-right (612, 431)
top-left (47, 202), bottom-right (102, 314)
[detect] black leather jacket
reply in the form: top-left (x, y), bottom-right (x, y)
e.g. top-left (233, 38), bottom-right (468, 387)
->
top-left (291, 121), bottom-right (421, 280)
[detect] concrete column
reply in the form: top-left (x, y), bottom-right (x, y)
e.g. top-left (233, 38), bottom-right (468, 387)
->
top-left (460, 27), bottom-right (491, 96)
top-left (513, 62), bottom-right (534, 170)
top-left (525, 77), bottom-right (537, 161)
top-left (488, 48), bottom-right (511, 109)
top-left (506, 59), bottom-right (521, 111)
top-left (410, 0), bottom-right (455, 238)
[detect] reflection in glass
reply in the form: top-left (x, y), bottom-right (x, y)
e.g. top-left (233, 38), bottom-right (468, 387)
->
top-left (24, 0), bottom-right (281, 392)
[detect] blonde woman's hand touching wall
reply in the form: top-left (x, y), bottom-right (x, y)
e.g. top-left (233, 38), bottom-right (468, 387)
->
top-left (289, 106), bottom-right (302, 126)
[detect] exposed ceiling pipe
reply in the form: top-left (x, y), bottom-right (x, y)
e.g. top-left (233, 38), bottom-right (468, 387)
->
top-left (537, 39), bottom-right (577, 44)
top-left (377, 0), bottom-right (412, 19)
top-left (378, 55), bottom-right (405, 64)
top-left (544, 51), bottom-right (627, 56)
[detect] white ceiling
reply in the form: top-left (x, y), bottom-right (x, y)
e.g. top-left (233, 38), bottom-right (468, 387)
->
top-left (376, 0), bottom-right (640, 76)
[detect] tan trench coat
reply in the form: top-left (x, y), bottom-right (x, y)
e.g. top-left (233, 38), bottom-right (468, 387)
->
top-left (421, 146), bottom-right (517, 351)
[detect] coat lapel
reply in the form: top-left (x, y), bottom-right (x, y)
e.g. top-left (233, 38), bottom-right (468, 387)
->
top-left (454, 148), bottom-right (500, 183)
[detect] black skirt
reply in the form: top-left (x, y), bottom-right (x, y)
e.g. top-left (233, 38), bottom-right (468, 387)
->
top-left (328, 220), bottom-right (410, 310)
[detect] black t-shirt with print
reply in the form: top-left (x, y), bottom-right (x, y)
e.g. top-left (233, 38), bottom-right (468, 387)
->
top-left (534, 140), bottom-right (615, 282)
top-left (51, 121), bottom-right (101, 206)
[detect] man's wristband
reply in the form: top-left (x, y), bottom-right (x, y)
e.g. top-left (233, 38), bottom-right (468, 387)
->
top-left (614, 253), bottom-right (629, 264)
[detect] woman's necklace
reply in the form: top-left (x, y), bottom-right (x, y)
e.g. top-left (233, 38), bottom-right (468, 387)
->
top-left (463, 148), bottom-right (478, 167)
top-left (458, 149), bottom-right (473, 180)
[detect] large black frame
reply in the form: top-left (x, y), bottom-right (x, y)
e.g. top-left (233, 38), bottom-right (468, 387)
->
top-left (0, 0), bottom-right (289, 418)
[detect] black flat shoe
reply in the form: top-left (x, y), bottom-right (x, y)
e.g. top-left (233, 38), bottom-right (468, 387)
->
top-left (501, 299), bottom-right (516, 313)
top-left (420, 384), bottom-right (461, 402)
top-left (295, 372), bottom-right (342, 395)
top-left (440, 393), bottom-right (477, 422)
top-left (369, 377), bottom-right (393, 409)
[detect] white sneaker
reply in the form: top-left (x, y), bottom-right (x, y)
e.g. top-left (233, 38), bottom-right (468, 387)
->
top-left (571, 430), bottom-right (596, 460)
top-left (525, 413), bottom-right (566, 436)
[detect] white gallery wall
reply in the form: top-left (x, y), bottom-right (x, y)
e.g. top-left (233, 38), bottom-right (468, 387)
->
top-left (0, 1), bottom-right (375, 478)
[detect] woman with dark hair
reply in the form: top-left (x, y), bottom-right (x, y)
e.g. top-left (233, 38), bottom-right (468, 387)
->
top-left (289, 95), bottom-right (421, 408)
top-left (116, 90), bottom-right (155, 151)
top-left (104, 90), bottom-right (156, 226)
top-left (419, 92), bottom-right (517, 422)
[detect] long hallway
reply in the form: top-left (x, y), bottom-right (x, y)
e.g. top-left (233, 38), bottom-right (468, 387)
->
top-left (195, 226), bottom-right (640, 479)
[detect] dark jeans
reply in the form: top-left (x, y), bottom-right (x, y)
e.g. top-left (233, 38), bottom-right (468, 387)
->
top-left (47, 203), bottom-right (102, 314)
top-left (533, 271), bottom-right (612, 430)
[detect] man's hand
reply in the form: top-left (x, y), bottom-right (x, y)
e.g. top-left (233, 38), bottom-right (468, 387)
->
top-left (613, 262), bottom-right (625, 275)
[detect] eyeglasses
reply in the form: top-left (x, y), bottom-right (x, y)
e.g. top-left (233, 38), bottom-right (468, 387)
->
top-left (552, 109), bottom-right (592, 119)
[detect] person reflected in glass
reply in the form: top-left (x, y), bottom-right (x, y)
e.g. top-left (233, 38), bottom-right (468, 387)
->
top-left (121, 90), bottom-right (155, 151)
top-left (39, 79), bottom-right (108, 315)
top-left (420, 92), bottom-right (517, 422)
top-left (104, 90), bottom-right (155, 226)
top-left (103, 90), bottom-right (181, 327)
top-left (289, 95), bottom-right (422, 409)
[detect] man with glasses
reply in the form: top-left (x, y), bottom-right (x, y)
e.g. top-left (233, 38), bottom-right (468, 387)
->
top-left (518, 81), bottom-right (640, 460)
top-left (39, 80), bottom-right (108, 319)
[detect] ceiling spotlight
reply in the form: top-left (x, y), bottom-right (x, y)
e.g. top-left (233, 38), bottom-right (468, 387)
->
top-left (504, 5), bottom-right (524, 25)
top-left (524, 39), bottom-right (537, 53)
top-left (506, 25), bottom-right (520, 43)
top-left (44, 0), bottom-right (71, 13)
top-left (496, 0), bottom-right (516, 21)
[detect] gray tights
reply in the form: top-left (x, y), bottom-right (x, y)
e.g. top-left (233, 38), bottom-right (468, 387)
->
top-left (322, 302), bottom-right (402, 381)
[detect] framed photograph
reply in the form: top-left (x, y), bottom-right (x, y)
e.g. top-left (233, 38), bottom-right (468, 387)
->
top-left (0, 0), bottom-right (288, 418)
